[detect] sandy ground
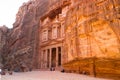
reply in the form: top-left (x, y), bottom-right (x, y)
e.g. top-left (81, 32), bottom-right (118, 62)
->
top-left (1, 71), bottom-right (110, 80)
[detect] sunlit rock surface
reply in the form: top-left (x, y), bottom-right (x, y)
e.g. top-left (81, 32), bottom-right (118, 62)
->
top-left (64, 0), bottom-right (120, 61)
top-left (63, 0), bottom-right (120, 79)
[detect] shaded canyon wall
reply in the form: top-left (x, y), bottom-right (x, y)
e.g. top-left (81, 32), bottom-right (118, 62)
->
top-left (0, 26), bottom-right (9, 68)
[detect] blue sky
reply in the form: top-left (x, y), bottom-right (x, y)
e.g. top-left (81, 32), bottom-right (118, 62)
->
top-left (0, 0), bottom-right (29, 28)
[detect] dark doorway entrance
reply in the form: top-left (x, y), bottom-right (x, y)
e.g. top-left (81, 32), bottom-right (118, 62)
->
top-left (51, 48), bottom-right (56, 67)
top-left (58, 47), bottom-right (61, 66)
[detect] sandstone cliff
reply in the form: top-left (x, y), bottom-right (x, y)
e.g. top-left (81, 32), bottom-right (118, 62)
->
top-left (0, 26), bottom-right (9, 68)
top-left (2, 0), bottom-right (61, 71)
top-left (64, 0), bottom-right (120, 61)
top-left (63, 0), bottom-right (120, 79)
top-left (1, 1), bottom-right (120, 78)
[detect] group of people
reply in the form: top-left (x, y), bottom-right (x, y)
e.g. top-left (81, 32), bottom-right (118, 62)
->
top-left (0, 68), bottom-right (12, 75)
top-left (50, 67), bottom-right (55, 71)
top-left (50, 67), bottom-right (65, 73)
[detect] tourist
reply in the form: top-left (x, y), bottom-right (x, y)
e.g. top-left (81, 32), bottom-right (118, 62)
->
top-left (52, 67), bottom-right (55, 71)
top-left (8, 68), bottom-right (12, 75)
top-left (29, 67), bottom-right (32, 71)
top-left (0, 68), bottom-right (1, 79)
top-left (50, 67), bottom-right (52, 71)
top-left (50, 67), bottom-right (55, 71)
top-left (0, 68), bottom-right (1, 74)
top-left (8, 71), bottom-right (13, 75)
top-left (20, 63), bottom-right (26, 72)
top-left (82, 71), bottom-right (86, 75)
top-left (1, 69), bottom-right (5, 75)
top-left (61, 69), bottom-right (65, 73)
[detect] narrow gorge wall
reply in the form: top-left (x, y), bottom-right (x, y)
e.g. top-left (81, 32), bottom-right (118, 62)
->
top-left (0, 26), bottom-right (9, 68)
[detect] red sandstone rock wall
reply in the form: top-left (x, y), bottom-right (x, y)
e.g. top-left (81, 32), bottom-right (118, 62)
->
top-left (2, 0), bottom-right (60, 70)
top-left (0, 26), bottom-right (9, 68)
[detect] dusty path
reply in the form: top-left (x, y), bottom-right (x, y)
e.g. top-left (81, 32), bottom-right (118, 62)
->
top-left (1, 71), bottom-right (110, 80)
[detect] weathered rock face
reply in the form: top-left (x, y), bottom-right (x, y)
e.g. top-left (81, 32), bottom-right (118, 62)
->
top-left (1, 0), bottom-right (120, 76)
top-left (64, 0), bottom-right (120, 62)
top-left (2, 0), bottom-right (61, 71)
top-left (63, 0), bottom-right (120, 79)
top-left (0, 26), bottom-right (9, 68)
top-left (5, 1), bottom-right (40, 70)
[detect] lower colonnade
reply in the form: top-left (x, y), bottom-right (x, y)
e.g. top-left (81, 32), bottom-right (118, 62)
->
top-left (40, 46), bottom-right (62, 69)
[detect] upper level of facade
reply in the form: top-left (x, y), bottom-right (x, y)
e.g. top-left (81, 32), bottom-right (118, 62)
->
top-left (38, 0), bottom-right (113, 45)
top-left (39, 0), bottom-right (73, 45)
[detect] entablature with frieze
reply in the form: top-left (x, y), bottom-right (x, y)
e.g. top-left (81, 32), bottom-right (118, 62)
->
top-left (40, 38), bottom-right (64, 47)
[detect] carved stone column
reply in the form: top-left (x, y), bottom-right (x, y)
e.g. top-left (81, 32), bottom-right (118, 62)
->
top-left (61, 46), bottom-right (63, 65)
top-left (41, 50), bottom-right (43, 69)
top-left (45, 49), bottom-right (47, 68)
top-left (56, 47), bottom-right (58, 67)
top-left (49, 48), bottom-right (52, 68)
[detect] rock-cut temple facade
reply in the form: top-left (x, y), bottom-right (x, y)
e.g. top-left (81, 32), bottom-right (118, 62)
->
top-left (0, 0), bottom-right (120, 79)
top-left (38, 0), bottom-right (72, 69)
top-left (38, 0), bottom-right (120, 69)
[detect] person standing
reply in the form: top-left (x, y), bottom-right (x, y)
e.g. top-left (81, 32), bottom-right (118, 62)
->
top-left (0, 68), bottom-right (1, 73)
top-left (0, 68), bottom-right (1, 79)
